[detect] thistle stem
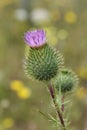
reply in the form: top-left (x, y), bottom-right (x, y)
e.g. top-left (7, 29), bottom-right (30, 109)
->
top-left (61, 95), bottom-right (65, 112)
top-left (48, 83), bottom-right (67, 130)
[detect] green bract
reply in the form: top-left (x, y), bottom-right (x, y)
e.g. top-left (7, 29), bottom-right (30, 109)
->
top-left (53, 69), bottom-right (78, 92)
top-left (24, 44), bottom-right (64, 81)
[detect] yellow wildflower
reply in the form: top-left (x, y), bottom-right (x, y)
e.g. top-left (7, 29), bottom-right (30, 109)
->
top-left (64, 11), bottom-right (77, 24)
top-left (2, 118), bottom-right (14, 128)
top-left (10, 80), bottom-right (24, 91)
top-left (17, 87), bottom-right (31, 99)
top-left (76, 87), bottom-right (87, 99)
top-left (78, 67), bottom-right (87, 79)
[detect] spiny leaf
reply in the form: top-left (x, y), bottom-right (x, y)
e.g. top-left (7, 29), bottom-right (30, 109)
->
top-left (62, 100), bottom-right (71, 105)
top-left (38, 110), bottom-right (51, 120)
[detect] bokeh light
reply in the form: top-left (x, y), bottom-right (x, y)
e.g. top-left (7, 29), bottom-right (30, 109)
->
top-left (64, 11), bottom-right (77, 24)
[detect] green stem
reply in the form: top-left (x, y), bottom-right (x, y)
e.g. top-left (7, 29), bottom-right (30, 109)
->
top-left (48, 83), bottom-right (67, 130)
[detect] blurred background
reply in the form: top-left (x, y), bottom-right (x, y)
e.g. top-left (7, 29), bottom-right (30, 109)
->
top-left (0, 0), bottom-right (87, 130)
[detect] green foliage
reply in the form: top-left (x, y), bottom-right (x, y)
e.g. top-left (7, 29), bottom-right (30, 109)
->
top-left (24, 44), bottom-right (64, 81)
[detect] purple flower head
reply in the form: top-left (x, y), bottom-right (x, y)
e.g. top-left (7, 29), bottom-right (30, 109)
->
top-left (24, 29), bottom-right (46, 48)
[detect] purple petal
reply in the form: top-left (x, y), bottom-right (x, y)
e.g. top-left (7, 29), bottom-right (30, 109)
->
top-left (24, 29), bottom-right (46, 48)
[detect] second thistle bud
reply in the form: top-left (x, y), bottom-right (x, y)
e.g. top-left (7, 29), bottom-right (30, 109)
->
top-left (24, 29), bottom-right (64, 81)
top-left (53, 69), bottom-right (79, 93)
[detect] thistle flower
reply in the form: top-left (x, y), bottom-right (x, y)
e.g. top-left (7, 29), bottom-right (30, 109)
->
top-left (24, 29), bottom-right (64, 81)
top-left (24, 30), bottom-right (46, 48)
top-left (53, 69), bottom-right (79, 93)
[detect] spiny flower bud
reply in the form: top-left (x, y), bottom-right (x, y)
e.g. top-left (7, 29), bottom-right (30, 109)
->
top-left (24, 29), bottom-right (64, 81)
top-left (53, 69), bottom-right (79, 93)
